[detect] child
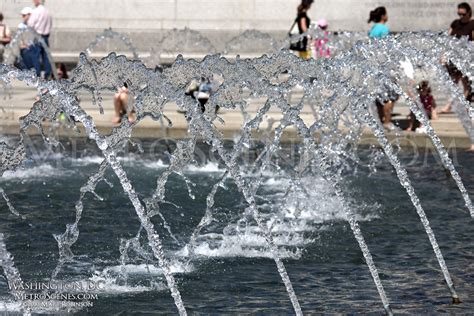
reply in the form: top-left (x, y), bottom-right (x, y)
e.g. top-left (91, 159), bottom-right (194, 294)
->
top-left (313, 19), bottom-right (331, 58)
top-left (405, 80), bottom-right (437, 132)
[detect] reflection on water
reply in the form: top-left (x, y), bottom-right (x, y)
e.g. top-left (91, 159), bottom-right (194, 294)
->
top-left (0, 140), bottom-right (472, 314)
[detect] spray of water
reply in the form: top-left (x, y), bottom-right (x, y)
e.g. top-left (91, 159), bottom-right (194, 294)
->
top-left (0, 30), bottom-right (472, 314)
top-left (4, 26), bottom-right (58, 79)
top-left (85, 27), bottom-right (139, 60)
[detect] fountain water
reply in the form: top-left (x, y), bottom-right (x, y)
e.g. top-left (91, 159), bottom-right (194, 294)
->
top-left (107, 27), bottom-right (367, 68)
top-left (3, 26), bottom-right (58, 79)
top-left (0, 31), bottom-right (473, 314)
top-left (223, 30), bottom-right (281, 56)
top-left (147, 28), bottom-right (217, 67)
top-left (85, 28), bottom-right (139, 61)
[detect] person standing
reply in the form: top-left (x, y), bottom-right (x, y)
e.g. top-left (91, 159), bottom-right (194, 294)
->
top-left (440, 2), bottom-right (474, 151)
top-left (56, 63), bottom-right (68, 80)
top-left (368, 6), bottom-right (396, 130)
top-left (314, 19), bottom-right (331, 59)
top-left (28, 0), bottom-right (52, 79)
top-left (18, 7), bottom-right (41, 76)
top-left (441, 2), bottom-right (473, 113)
top-left (0, 12), bottom-right (12, 63)
top-left (449, 2), bottom-right (474, 40)
top-left (368, 7), bottom-right (390, 39)
top-left (295, 0), bottom-right (314, 60)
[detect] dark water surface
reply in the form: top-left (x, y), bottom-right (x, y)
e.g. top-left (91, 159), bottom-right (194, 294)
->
top-left (0, 138), bottom-right (473, 314)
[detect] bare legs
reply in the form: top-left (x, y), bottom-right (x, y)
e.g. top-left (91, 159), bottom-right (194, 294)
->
top-left (440, 73), bottom-right (470, 114)
top-left (113, 87), bottom-right (135, 124)
top-left (377, 100), bottom-right (396, 130)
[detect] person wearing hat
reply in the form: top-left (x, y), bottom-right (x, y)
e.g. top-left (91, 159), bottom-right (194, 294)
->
top-left (18, 7), bottom-right (33, 30)
top-left (314, 19), bottom-right (331, 58)
top-left (18, 7), bottom-right (41, 76)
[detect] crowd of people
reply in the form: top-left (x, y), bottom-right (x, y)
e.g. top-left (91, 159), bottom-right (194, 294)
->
top-left (0, 1), bottom-right (472, 144)
top-left (289, 0), bottom-right (472, 150)
top-left (0, 0), bottom-right (52, 79)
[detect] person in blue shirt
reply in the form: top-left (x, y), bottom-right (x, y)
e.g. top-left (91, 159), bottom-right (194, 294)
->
top-left (368, 6), bottom-right (390, 38)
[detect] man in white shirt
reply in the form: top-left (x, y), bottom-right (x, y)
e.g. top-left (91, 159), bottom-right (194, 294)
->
top-left (28, 0), bottom-right (52, 43)
top-left (27, 0), bottom-right (52, 79)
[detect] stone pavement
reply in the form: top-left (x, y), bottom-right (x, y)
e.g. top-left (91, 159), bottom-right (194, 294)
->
top-left (0, 81), bottom-right (472, 150)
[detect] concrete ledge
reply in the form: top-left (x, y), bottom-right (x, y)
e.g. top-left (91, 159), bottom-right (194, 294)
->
top-left (1, 82), bottom-right (471, 150)
top-left (2, 118), bottom-right (471, 150)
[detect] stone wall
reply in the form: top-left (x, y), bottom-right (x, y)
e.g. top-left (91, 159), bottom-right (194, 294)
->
top-left (0, 0), bottom-right (465, 54)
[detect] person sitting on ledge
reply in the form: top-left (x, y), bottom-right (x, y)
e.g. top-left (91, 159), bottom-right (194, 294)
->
top-left (112, 82), bottom-right (135, 124)
top-left (184, 77), bottom-right (218, 114)
top-left (313, 19), bottom-right (331, 59)
top-left (405, 80), bottom-right (437, 133)
top-left (295, 0), bottom-right (314, 60)
top-left (376, 82), bottom-right (400, 131)
top-left (17, 7), bottom-right (41, 77)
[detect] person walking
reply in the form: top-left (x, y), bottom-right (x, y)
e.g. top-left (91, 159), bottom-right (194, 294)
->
top-left (295, 0), bottom-right (314, 60)
top-left (0, 12), bottom-right (12, 63)
top-left (368, 7), bottom-right (390, 39)
top-left (28, 0), bottom-right (52, 79)
top-left (445, 2), bottom-right (473, 104)
top-left (368, 6), bottom-right (395, 130)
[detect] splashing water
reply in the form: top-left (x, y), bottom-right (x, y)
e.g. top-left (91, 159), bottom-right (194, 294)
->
top-left (0, 233), bottom-right (30, 315)
top-left (3, 26), bottom-right (58, 79)
top-left (85, 27), bottom-right (139, 60)
top-left (0, 30), bottom-right (473, 314)
top-left (224, 30), bottom-right (280, 56)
